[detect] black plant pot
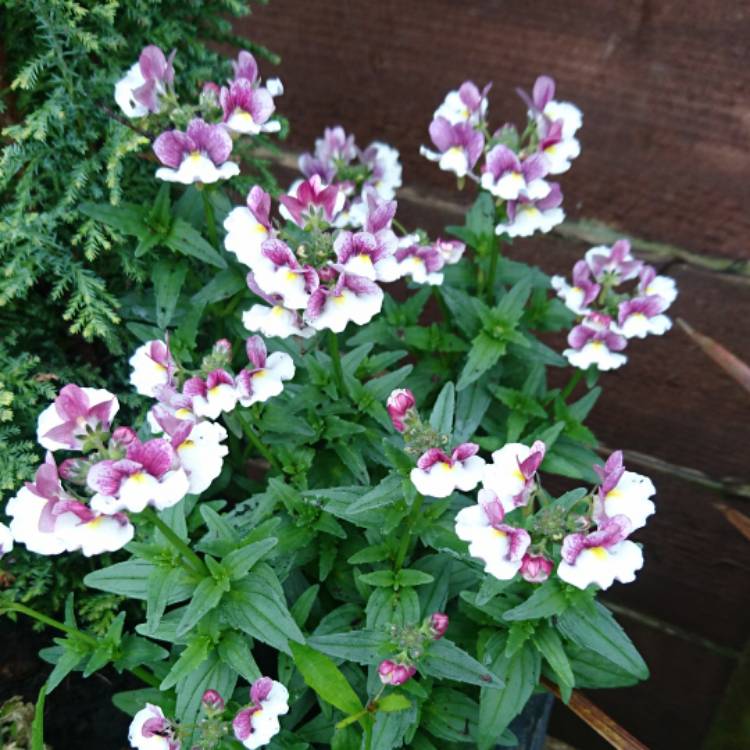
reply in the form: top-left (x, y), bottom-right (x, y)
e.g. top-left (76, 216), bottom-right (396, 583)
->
top-left (501, 693), bottom-right (555, 750)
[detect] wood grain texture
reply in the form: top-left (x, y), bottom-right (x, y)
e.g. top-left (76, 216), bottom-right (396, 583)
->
top-left (238, 0), bottom-right (750, 259)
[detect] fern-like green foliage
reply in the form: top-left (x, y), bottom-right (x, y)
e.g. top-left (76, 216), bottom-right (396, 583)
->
top-left (0, 0), bottom-right (276, 350)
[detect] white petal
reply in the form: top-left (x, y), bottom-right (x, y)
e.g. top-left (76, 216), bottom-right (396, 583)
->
top-left (604, 471), bottom-right (655, 530)
top-left (557, 541), bottom-right (643, 590)
top-left (114, 64), bottom-right (149, 118)
top-left (410, 463), bottom-right (456, 498)
top-left (129, 342), bottom-right (170, 397)
top-left (453, 456), bottom-right (486, 492)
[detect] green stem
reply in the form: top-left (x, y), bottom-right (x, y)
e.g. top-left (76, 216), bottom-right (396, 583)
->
top-left (394, 493), bottom-right (425, 570)
top-left (243, 421), bottom-right (282, 473)
top-left (432, 286), bottom-right (450, 323)
top-left (130, 666), bottom-right (160, 688)
top-left (141, 507), bottom-right (207, 576)
top-left (201, 188), bottom-right (219, 250)
top-left (561, 368), bottom-right (584, 400)
top-left (327, 329), bottom-right (346, 396)
top-left (484, 236), bottom-right (500, 305)
top-left (392, 217), bottom-right (409, 236)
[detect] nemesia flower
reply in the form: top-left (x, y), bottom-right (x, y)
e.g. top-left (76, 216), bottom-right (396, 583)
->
top-left (359, 141), bottom-right (403, 201)
top-left (594, 451), bottom-right (655, 531)
top-left (519, 552), bottom-right (553, 583)
top-left (454, 493), bottom-right (531, 580)
top-left (53, 500), bottom-right (134, 557)
top-left (88, 437), bottom-right (189, 514)
top-left (224, 186), bottom-right (273, 268)
top-left (638, 265), bottom-right (678, 306)
top-left (615, 296), bottom-right (673, 339)
top-left (481, 440), bottom-right (546, 512)
top-left (300, 126), bottom-right (357, 178)
top-left (410, 443), bottom-right (485, 498)
top-left (202, 689), bottom-right (225, 712)
top-left (303, 271), bottom-right (384, 333)
top-left (128, 703), bottom-right (180, 750)
top-left (494, 183), bottom-right (565, 238)
top-left (480, 146), bottom-right (550, 201)
top-left (278, 175), bottom-right (344, 227)
top-left (429, 612), bottom-right (449, 639)
top-left (395, 239), bottom-right (445, 285)
top-left (420, 117), bottom-right (485, 178)
top-left (252, 240), bottom-right (319, 310)
top-left (434, 238), bottom-right (466, 265)
top-left (115, 45), bottom-right (175, 118)
top-left (183, 370), bottom-right (238, 420)
top-left (242, 277), bottom-right (316, 339)
top-left (557, 516), bottom-right (643, 590)
top-left (434, 81), bottom-right (490, 125)
top-left (563, 312), bottom-right (628, 371)
top-left (147, 386), bottom-right (197, 436)
top-left (37, 384), bottom-right (119, 452)
top-left (585, 240), bottom-right (642, 283)
top-left (550, 260), bottom-right (601, 315)
top-left (220, 79), bottom-right (280, 135)
top-left (378, 660), bottom-right (416, 686)
top-left (232, 677), bottom-right (289, 750)
top-left (232, 50), bottom-right (260, 84)
top-left (129, 341), bottom-right (175, 397)
top-left (170, 420), bottom-right (229, 495)
top-left (386, 388), bottom-right (416, 433)
top-left (537, 117), bottom-right (581, 175)
top-left (153, 118), bottom-right (239, 185)
top-left (334, 230), bottom-right (400, 282)
top-left (0, 523), bottom-right (13, 557)
top-left (235, 336), bottom-right (295, 407)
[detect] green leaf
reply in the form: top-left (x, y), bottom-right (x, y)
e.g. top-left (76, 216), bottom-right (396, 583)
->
top-left (423, 687), bottom-right (479, 743)
top-left (165, 217), bottom-right (227, 268)
top-left (348, 474), bottom-right (403, 515)
top-left (566, 643), bottom-right (641, 688)
top-left (366, 586), bottom-right (420, 629)
top-left (532, 623), bottom-right (575, 689)
top-left (80, 202), bottom-right (151, 239)
top-left (191, 267), bottom-right (246, 307)
top-left (307, 630), bottom-right (389, 665)
top-left (44, 642), bottom-right (86, 693)
top-left (395, 569), bottom-right (435, 587)
top-left (289, 642), bottom-right (363, 715)
top-left (115, 634), bottom-right (169, 672)
top-left (217, 631), bottom-right (262, 683)
top-left (568, 386), bottom-right (602, 421)
top-left (176, 577), bottom-right (225, 636)
top-left (371, 705), bottom-right (416, 749)
top-left (503, 579), bottom-right (569, 621)
top-left (223, 538), bottom-right (278, 581)
top-left (291, 584), bottom-right (320, 628)
top-left (332, 441), bottom-right (370, 485)
top-left (378, 693), bottom-right (411, 712)
top-left (347, 544), bottom-right (389, 565)
top-left (457, 333), bottom-right (505, 391)
top-left (420, 638), bottom-right (503, 689)
top-left (364, 365), bottom-right (414, 400)
top-left (494, 278), bottom-right (532, 322)
top-left (454, 381), bottom-right (492, 443)
top-left (466, 191), bottom-right (496, 243)
top-left (160, 635), bottom-right (211, 690)
top-left (112, 688), bottom-right (175, 717)
top-left (556, 602), bottom-right (648, 680)
top-left (359, 570), bottom-right (395, 587)
top-left (153, 259), bottom-right (187, 328)
top-left (31, 683), bottom-right (45, 750)
top-left (83, 559), bottom-right (158, 599)
top-left (429, 382), bottom-right (455, 436)
top-left (146, 566), bottom-right (187, 631)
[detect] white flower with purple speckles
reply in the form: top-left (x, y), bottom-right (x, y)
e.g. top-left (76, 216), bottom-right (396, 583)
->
top-left (243, 302), bottom-right (316, 340)
top-left (182, 370), bottom-right (239, 420)
top-left (303, 271), bottom-right (383, 333)
top-left (220, 79), bottom-right (280, 135)
top-left (170, 420), bottom-right (228, 496)
top-left (36, 385), bottom-right (119, 452)
top-left (434, 238), bottom-right (466, 265)
top-left (420, 117), bottom-right (485, 178)
top-left (224, 186), bottom-right (273, 269)
top-left (334, 230), bottom-right (400, 282)
top-left (88, 437), bottom-right (189, 514)
top-left (638, 265), bottom-right (678, 306)
top-left (481, 441), bottom-right (546, 512)
top-left (481, 146), bottom-right (550, 201)
top-left (455, 494), bottom-right (531, 580)
top-left (557, 516), bottom-right (643, 591)
top-left (129, 340), bottom-right (175, 397)
top-left (550, 260), bottom-right (601, 315)
top-left (252, 239), bottom-right (319, 310)
top-left (278, 175), bottom-right (345, 227)
top-left (233, 677), bottom-right (289, 750)
top-left (563, 312), bottom-right (628, 371)
top-left (495, 183), bottom-right (565, 238)
top-left (530, 75), bottom-right (582, 174)
top-left (584, 240), bottom-right (642, 283)
top-left (394, 238), bottom-right (445, 285)
top-left (594, 451), bottom-right (655, 532)
top-left (115, 45), bottom-right (175, 118)
top-left (153, 118), bottom-right (239, 185)
top-left (410, 443), bottom-right (485, 498)
top-left (434, 81), bottom-right (491, 126)
top-left (236, 335), bottom-right (295, 407)
top-left (360, 141), bottom-right (403, 200)
top-left (129, 703), bottom-right (180, 750)
top-left (615, 295), bottom-right (673, 339)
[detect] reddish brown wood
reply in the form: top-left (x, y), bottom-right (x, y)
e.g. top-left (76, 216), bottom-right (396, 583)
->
top-left (237, 0), bottom-right (750, 259)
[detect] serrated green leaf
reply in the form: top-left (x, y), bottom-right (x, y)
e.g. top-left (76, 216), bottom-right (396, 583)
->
top-left (223, 538), bottom-right (278, 581)
top-left (457, 333), bottom-right (505, 391)
top-left (165, 217), bottom-right (227, 268)
top-left (502, 579), bottom-right (569, 622)
top-left (160, 635), bottom-right (211, 690)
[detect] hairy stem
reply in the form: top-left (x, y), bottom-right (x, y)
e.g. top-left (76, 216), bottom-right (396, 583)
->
top-left (243, 420), bottom-right (282, 473)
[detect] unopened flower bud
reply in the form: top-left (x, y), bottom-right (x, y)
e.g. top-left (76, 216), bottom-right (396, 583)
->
top-left (318, 265), bottom-right (337, 283)
top-left (378, 659), bottom-right (416, 686)
top-left (111, 426), bottom-right (137, 447)
top-left (386, 388), bottom-right (416, 432)
top-left (58, 457), bottom-right (89, 484)
top-left (201, 82), bottom-right (220, 106)
top-left (429, 612), bottom-right (449, 639)
top-left (213, 339), bottom-right (233, 358)
top-left (519, 553), bottom-right (553, 583)
top-left (202, 688), bottom-right (225, 711)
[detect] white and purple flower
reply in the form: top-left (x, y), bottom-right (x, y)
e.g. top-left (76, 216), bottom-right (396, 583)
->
top-left (454, 493), bottom-right (531, 580)
top-left (220, 79), bottom-right (280, 135)
top-left (584, 240), bottom-right (642, 284)
top-left (334, 230), bottom-right (400, 282)
top-left (394, 239), bottom-right (445, 285)
top-left (481, 440), bottom-right (546, 512)
top-left (387, 388), bottom-right (417, 433)
top-left (303, 271), bottom-right (383, 333)
top-left (278, 176), bottom-right (344, 227)
top-left (232, 677), bottom-right (289, 750)
top-left (519, 552), bottom-right (554, 583)
top-left (224, 186), bottom-right (273, 269)
top-left (550, 260), bottom-right (601, 315)
top-left (252, 240), bottom-right (319, 311)
top-left (615, 296), bottom-right (673, 339)
top-left (494, 183), bottom-right (565, 238)
top-left (236, 336), bottom-right (295, 407)
top-left (410, 443), bottom-right (485, 498)
top-left (563, 312), bottom-right (628, 371)
top-left (183, 370), bottom-right (239, 420)
top-left (378, 660), bottom-right (417, 686)
top-left (594, 451), bottom-right (655, 532)
top-left (153, 118), bottom-right (239, 185)
top-left (434, 81), bottom-right (490, 126)
top-left (128, 703), bottom-right (180, 750)
top-left (115, 45), bottom-right (175, 119)
top-left (481, 146), bottom-right (550, 201)
top-left (129, 341), bottom-right (175, 398)
top-left (638, 265), bottom-right (678, 306)
top-left (170, 420), bottom-right (229, 496)
top-left (420, 117), bottom-right (485, 178)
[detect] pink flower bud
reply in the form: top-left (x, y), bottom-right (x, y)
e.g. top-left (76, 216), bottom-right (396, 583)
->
top-left (429, 612), bottom-right (449, 639)
top-left (213, 339), bottom-right (233, 358)
top-left (318, 265), bottom-right (338, 282)
top-left (111, 426), bottom-right (137, 446)
top-left (519, 553), bottom-right (553, 583)
top-left (378, 659), bottom-right (416, 686)
top-left (386, 388), bottom-right (416, 432)
top-left (58, 457), bottom-right (88, 482)
top-left (202, 81), bottom-right (220, 104)
top-left (202, 689), bottom-right (225, 711)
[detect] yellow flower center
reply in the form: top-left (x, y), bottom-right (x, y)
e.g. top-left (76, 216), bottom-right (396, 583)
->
top-left (252, 369), bottom-right (267, 379)
top-left (588, 546), bottom-right (608, 560)
top-left (332, 294), bottom-right (347, 306)
top-left (236, 110), bottom-right (255, 125)
top-left (175, 408), bottom-right (191, 419)
top-left (492, 529), bottom-right (507, 539)
top-left (271, 305), bottom-right (285, 317)
top-left (130, 472), bottom-right (147, 484)
top-left (189, 150), bottom-right (202, 162)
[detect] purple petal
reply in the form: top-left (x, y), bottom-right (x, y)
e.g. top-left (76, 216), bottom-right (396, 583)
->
top-left (55, 384), bottom-right (89, 421)
top-left (249, 87), bottom-right (275, 124)
top-left (87, 459), bottom-right (124, 496)
top-left (535, 182), bottom-right (562, 210)
top-left (186, 118), bottom-right (232, 165)
top-left (417, 448), bottom-right (452, 470)
top-left (342, 272), bottom-right (379, 296)
top-left (246, 335), bottom-right (267, 369)
top-left (128, 438), bottom-right (175, 478)
top-left (132, 78), bottom-right (159, 111)
top-left (153, 130), bottom-right (188, 168)
top-left (262, 239), bottom-right (298, 268)
top-left (247, 186), bottom-right (272, 228)
top-left (183, 377), bottom-right (207, 398)
top-left (451, 442), bottom-right (479, 462)
top-left (567, 324), bottom-right (594, 350)
top-left (232, 51), bottom-right (258, 83)
top-left (206, 369), bottom-right (235, 389)
top-left (233, 708), bottom-right (255, 741)
top-left (484, 145), bottom-right (519, 178)
top-left (428, 117), bottom-right (455, 152)
top-left (139, 45), bottom-right (168, 81)
top-left (561, 532), bottom-right (586, 564)
top-left (458, 81), bottom-right (482, 111)
top-left (250, 676), bottom-right (274, 705)
top-left (533, 75), bottom-right (556, 111)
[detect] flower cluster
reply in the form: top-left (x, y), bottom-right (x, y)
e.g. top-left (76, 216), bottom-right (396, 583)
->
top-left (552, 239), bottom-right (678, 371)
top-left (456, 444), bottom-right (655, 591)
top-left (297, 125), bottom-right (402, 227)
top-left (225, 181), bottom-right (465, 338)
top-left (115, 47), bottom-right (283, 185)
top-left (421, 76), bottom-right (581, 238)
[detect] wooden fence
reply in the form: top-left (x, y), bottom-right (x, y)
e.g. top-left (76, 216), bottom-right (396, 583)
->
top-left (236, 3), bottom-right (750, 748)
